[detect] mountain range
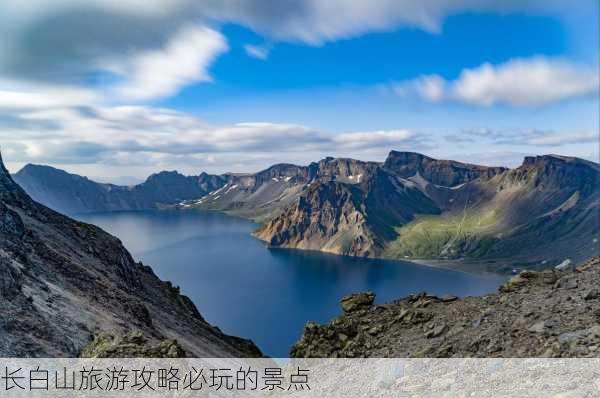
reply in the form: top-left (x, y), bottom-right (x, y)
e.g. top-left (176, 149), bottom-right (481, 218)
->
top-left (14, 151), bottom-right (599, 270)
top-left (1, 153), bottom-right (261, 357)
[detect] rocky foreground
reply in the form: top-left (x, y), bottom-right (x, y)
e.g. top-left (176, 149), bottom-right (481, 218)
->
top-left (292, 257), bottom-right (600, 358)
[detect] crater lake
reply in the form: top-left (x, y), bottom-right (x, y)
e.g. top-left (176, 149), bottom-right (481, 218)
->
top-left (77, 209), bottom-right (507, 357)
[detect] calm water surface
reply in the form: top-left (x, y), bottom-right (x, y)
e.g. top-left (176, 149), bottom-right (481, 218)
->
top-left (77, 209), bottom-right (506, 357)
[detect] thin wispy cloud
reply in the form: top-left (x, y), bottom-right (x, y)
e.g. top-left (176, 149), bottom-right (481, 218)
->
top-left (244, 44), bottom-right (271, 60)
top-left (456, 128), bottom-right (598, 147)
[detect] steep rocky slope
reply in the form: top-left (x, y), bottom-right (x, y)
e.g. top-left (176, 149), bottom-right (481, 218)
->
top-left (253, 167), bottom-right (439, 257)
top-left (385, 154), bottom-right (599, 267)
top-left (0, 154), bottom-right (261, 357)
top-left (292, 257), bottom-right (600, 358)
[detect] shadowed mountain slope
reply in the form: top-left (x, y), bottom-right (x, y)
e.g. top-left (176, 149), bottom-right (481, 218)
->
top-left (1, 154), bottom-right (261, 357)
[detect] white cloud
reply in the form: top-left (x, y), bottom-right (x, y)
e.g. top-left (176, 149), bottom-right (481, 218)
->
top-left (397, 57), bottom-right (599, 107)
top-left (0, 104), bottom-right (427, 175)
top-left (206, 0), bottom-right (587, 45)
top-left (394, 75), bottom-right (446, 102)
top-left (0, 1), bottom-right (591, 93)
top-left (451, 58), bottom-right (599, 106)
top-left (0, 81), bottom-right (100, 109)
top-left (244, 44), bottom-right (271, 60)
top-left (335, 129), bottom-right (415, 150)
top-left (111, 26), bottom-right (228, 100)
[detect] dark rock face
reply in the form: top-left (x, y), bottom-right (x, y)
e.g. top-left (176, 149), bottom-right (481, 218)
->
top-left (0, 153), bottom-right (261, 357)
top-left (291, 257), bottom-right (600, 358)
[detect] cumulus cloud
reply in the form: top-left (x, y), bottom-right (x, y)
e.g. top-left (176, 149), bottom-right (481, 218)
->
top-left (397, 57), bottom-right (599, 107)
top-left (451, 58), bottom-right (599, 106)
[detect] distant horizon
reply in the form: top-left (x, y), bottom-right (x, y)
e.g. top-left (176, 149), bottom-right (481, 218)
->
top-left (9, 149), bottom-right (598, 186)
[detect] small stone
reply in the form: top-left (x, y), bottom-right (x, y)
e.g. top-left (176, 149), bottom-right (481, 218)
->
top-left (368, 326), bottom-right (383, 336)
top-left (555, 259), bottom-right (572, 271)
top-left (558, 331), bottom-right (583, 344)
top-left (440, 294), bottom-right (458, 302)
top-left (584, 289), bottom-right (599, 300)
top-left (554, 277), bottom-right (578, 290)
top-left (501, 274), bottom-right (529, 291)
top-left (338, 333), bottom-right (348, 342)
top-left (527, 321), bottom-right (547, 333)
top-left (397, 309), bottom-right (410, 321)
top-left (586, 325), bottom-right (600, 338)
top-left (425, 324), bottom-right (448, 338)
top-left (340, 292), bottom-right (375, 313)
top-left (419, 299), bottom-right (433, 308)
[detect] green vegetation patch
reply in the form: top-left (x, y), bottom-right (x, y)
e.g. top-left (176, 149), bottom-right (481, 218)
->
top-left (384, 207), bottom-right (501, 260)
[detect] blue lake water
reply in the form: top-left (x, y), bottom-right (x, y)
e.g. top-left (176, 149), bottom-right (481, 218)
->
top-left (77, 209), bottom-right (507, 357)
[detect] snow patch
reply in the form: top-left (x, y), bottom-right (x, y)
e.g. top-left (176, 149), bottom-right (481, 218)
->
top-left (407, 172), bottom-right (429, 190)
top-left (347, 174), bottom-right (363, 183)
top-left (225, 184), bottom-right (238, 193)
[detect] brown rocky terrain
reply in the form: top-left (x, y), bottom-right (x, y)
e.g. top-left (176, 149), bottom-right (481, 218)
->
top-left (257, 152), bottom-right (599, 270)
top-left (0, 153), bottom-right (262, 357)
top-left (291, 257), bottom-right (600, 358)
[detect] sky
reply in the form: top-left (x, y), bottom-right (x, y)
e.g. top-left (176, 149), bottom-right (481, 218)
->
top-left (0, 0), bottom-right (598, 182)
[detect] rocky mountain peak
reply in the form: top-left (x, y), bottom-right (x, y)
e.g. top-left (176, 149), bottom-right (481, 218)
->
top-left (145, 170), bottom-right (185, 183)
top-left (384, 151), bottom-right (505, 187)
top-left (384, 151), bottom-right (432, 165)
top-left (522, 154), bottom-right (599, 170)
top-left (514, 154), bottom-right (599, 195)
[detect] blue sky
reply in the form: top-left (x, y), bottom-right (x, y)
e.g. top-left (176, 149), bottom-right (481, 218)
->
top-left (0, 1), bottom-right (597, 180)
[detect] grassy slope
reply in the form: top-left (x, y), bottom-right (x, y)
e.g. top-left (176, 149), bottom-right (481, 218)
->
top-left (383, 206), bottom-right (501, 260)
